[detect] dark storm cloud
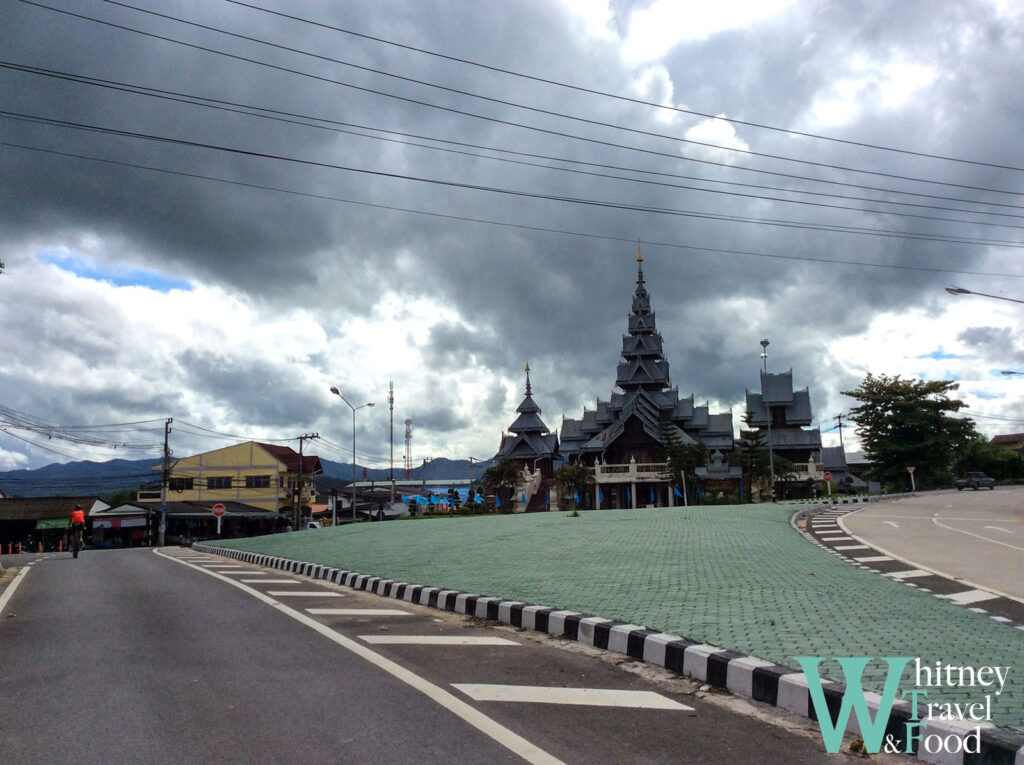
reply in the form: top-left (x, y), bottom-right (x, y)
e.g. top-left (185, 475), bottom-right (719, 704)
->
top-left (1, 0), bottom-right (1021, 468)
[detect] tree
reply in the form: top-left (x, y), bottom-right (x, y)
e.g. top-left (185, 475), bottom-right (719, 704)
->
top-left (951, 433), bottom-right (1024, 480)
top-left (108, 487), bottom-right (138, 506)
top-left (842, 374), bottom-right (972, 489)
top-left (733, 412), bottom-right (770, 501)
top-left (553, 462), bottom-right (592, 508)
top-left (481, 458), bottom-right (523, 511)
top-left (659, 439), bottom-right (707, 502)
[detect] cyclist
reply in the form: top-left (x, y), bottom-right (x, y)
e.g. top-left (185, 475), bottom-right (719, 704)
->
top-left (68, 504), bottom-right (86, 556)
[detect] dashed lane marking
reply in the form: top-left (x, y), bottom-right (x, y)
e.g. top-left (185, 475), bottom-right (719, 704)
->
top-left (452, 684), bottom-right (694, 711)
top-left (155, 549), bottom-right (564, 765)
top-left (359, 636), bottom-right (518, 645)
top-left (266, 590), bottom-right (345, 597)
top-left (306, 608), bottom-right (409, 616)
top-left (243, 579), bottom-right (300, 584)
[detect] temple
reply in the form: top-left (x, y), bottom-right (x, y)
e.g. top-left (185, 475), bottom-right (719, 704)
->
top-left (495, 363), bottom-right (559, 510)
top-left (559, 248), bottom-right (734, 508)
top-left (745, 369), bottom-right (825, 497)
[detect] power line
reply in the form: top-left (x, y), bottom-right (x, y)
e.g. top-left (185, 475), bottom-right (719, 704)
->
top-left (5, 111), bottom-right (1021, 250)
top-left (90, 0), bottom-right (1023, 194)
top-left (20, 0), bottom-right (1024, 203)
top-left (222, 0), bottom-right (1024, 174)
top-left (4, 61), bottom-right (1020, 228)
top-left (3, 139), bottom-right (1021, 279)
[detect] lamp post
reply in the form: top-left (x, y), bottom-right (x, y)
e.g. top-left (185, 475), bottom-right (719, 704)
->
top-left (760, 339), bottom-right (776, 501)
top-left (946, 286), bottom-right (1024, 305)
top-left (329, 387), bottom-right (374, 522)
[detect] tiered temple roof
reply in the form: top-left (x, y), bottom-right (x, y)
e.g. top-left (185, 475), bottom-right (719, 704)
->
top-left (496, 364), bottom-right (558, 461)
top-left (745, 370), bottom-right (822, 456)
top-left (560, 250), bottom-right (734, 459)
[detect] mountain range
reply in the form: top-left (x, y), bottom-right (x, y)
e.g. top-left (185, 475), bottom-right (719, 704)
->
top-left (0, 456), bottom-right (496, 499)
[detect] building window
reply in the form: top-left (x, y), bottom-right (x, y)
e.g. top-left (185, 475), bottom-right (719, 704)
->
top-left (169, 477), bottom-right (194, 492)
top-left (207, 476), bottom-right (232, 490)
top-left (245, 475), bottom-right (271, 489)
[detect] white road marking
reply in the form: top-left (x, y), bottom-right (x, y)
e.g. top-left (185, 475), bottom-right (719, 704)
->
top-left (155, 549), bottom-right (565, 765)
top-left (882, 521), bottom-right (899, 528)
top-left (818, 536), bottom-right (853, 541)
top-left (452, 684), bottom-right (693, 711)
top-left (885, 569), bottom-right (932, 579)
top-left (360, 636), bottom-right (519, 645)
top-left (984, 526), bottom-right (1014, 534)
top-left (938, 589), bottom-right (999, 605)
top-left (219, 571), bottom-right (264, 576)
top-left (243, 579), bottom-right (299, 584)
top-left (834, 544), bottom-right (870, 550)
top-left (932, 517), bottom-right (1024, 553)
top-left (307, 608), bottom-right (409, 616)
top-left (0, 565), bottom-right (30, 615)
top-left (854, 555), bottom-right (894, 563)
top-left (266, 591), bottom-right (344, 597)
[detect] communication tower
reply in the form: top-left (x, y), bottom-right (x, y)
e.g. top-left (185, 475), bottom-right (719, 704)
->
top-left (404, 419), bottom-right (413, 478)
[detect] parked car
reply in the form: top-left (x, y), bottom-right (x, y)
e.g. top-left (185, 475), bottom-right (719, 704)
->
top-left (954, 472), bottom-right (995, 490)
top-left (299, 521), bottom-right (321, 530)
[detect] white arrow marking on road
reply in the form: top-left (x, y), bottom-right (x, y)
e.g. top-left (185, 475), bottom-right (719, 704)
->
top-left (984, 526), bottom-right (1014, 534)
top-left (453, 684), bottom-right (693, 711)
top-left (882, 521), bottom-right (899, 528)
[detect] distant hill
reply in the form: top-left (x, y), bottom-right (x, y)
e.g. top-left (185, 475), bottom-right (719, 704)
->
top-left (0, 455), bottom-right (496, 499)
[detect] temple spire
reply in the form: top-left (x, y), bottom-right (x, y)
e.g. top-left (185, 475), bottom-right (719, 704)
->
top-left (525, 362), bottom-right (532, 397)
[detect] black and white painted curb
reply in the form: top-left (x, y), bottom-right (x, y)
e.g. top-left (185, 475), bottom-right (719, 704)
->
top-left (795, 502), bottom-right (1024, 631)
top-left (194, 540), bottom-right (1024, 764)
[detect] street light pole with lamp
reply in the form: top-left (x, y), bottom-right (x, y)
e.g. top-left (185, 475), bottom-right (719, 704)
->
top-left (329, 387), bottom-right (374, 522)
top-left (760, 339), bottom-right (777, 501)
top-left (945, 286), bottom-right (1024, 305)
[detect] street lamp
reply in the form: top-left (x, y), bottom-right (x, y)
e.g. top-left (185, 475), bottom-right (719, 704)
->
top-left (760, 339), bottom-right (776, 501)
top-left (945, 286), bottom-right (1024, 305)
top-left (329, 387), bottom-right (374, 522)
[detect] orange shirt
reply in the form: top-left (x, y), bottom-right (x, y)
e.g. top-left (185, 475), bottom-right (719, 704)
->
top-left (70, 509), bottom-right (85, 524)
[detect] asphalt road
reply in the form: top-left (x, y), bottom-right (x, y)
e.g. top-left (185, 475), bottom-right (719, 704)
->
top-left (841, 487), bottom-right (1024, 600)
top-left (0, 547), bottom-right (899, 764)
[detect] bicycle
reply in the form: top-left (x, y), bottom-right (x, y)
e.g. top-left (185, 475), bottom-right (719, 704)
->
top-left (70, 528), bottom-right (83, 559)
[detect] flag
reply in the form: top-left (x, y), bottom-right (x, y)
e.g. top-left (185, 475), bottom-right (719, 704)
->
top-left (739, 483), bottom-right (744, 497)
top-left (521, 492), bottom-right (527, 503)
top-left (545, 492), bottom-right (550, 504)
top-left (673, 486), bottom-right (683, 499)
top-left (599, 489), bottom-right (605, 503)
top-left (696, 487), bottom-right (703, 500)
top-left (626, 489), bottom-right (631, 503)
top-left (495, 494), bottom-right (501, 507)
top-left (649, 488), bottom-right (655, 503)
top-left (574, 491), bottom-right (580, 504)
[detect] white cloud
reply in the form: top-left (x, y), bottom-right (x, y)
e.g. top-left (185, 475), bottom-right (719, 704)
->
top-left (621, 0), bottom-right (797, 61)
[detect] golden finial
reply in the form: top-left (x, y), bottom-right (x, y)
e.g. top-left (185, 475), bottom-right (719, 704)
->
top-left (637, 245), bottom-right (643, 262)
top-left (525, 362), bottom-right (530, 373)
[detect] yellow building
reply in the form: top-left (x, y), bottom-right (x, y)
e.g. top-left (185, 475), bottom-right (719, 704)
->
top-left (141, 441), bottom-right (322, 514)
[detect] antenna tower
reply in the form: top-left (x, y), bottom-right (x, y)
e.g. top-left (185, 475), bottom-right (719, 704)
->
top-left (404, 419), bottom-right (413, 478)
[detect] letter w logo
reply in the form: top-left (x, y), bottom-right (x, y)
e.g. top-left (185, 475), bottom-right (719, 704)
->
top-left (794, 657), bottom-right (911, 753)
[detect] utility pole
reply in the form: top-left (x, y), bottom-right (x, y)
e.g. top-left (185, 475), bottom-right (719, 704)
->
top-left (294, 433), bottom-right (319, 529)
top-left (760, 340), bottom-right (776, 501)
top-left (389, 381), bottom-right (395, 504)
top-left (158, 418), bottom-right (172, 546)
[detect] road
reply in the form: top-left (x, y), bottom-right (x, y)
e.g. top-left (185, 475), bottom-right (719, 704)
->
top-left (841, 487), bottom-right (1024, 600)
top-left (0, 547), bottom-right (895, 764)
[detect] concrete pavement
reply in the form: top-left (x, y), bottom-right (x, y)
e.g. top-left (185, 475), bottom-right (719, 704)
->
top-left (198, 499), bottom-right (1024, 759)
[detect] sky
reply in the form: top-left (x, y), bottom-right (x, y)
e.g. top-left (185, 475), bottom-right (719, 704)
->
top-left (1, 0), bottom-right (1023, 475)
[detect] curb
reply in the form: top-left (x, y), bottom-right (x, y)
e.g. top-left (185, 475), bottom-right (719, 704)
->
top-left (193, 540), bottom-right (1024, 763)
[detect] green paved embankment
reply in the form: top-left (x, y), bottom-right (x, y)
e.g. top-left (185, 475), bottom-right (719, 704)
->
top-left (212, 503), bottom-right (1023, 731)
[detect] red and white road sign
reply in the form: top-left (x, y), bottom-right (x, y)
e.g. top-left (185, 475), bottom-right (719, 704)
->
top-left (211, 503), bottom-right (226, 517)
top-left (823, 471), bottom-right (833, 482)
